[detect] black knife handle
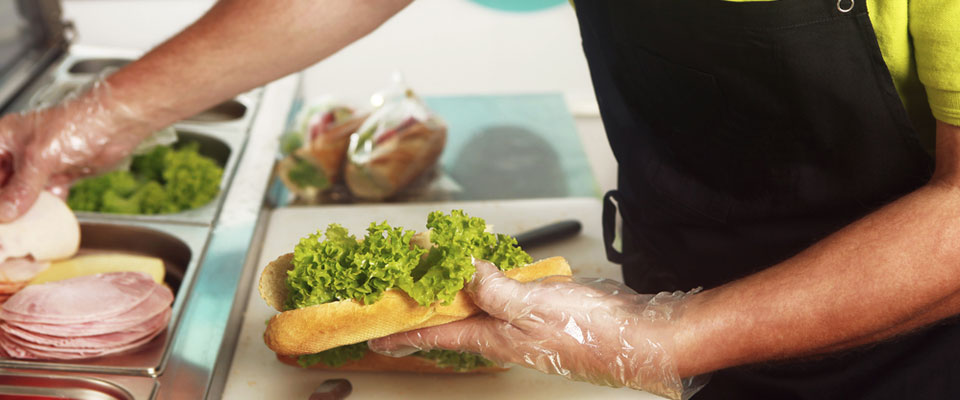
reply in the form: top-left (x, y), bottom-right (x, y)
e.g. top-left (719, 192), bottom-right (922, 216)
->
top-left (513, 220), bottom-right (582, 250)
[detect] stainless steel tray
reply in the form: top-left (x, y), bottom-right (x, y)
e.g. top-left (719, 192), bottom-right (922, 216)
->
top-left (69, 127), bottom-right (246, 227)
top-left (51, 45), bottom-right (261, 132)
top-left (0, 220), bottom-right (210, 376)
top-left (0, 370), bottom-right (157, 399)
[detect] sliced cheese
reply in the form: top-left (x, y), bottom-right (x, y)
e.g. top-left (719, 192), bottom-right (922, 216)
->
top-left (29, 254), bottom-right (165, 285)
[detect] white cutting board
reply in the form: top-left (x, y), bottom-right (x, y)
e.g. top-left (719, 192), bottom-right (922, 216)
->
top-left (221, 198), bottom-right (665, 400)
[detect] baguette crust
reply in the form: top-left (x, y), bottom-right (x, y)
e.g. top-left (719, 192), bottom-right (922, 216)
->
top-left (276, 352), bottom-right (507, 374)
top-left (261, 256), bottom-right (571, 356)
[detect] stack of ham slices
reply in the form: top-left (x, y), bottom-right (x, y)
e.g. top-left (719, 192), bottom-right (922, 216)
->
top-left (0, 271), bottom-right (172, 360)
top-left (0, 192), bottom-right (80, 303)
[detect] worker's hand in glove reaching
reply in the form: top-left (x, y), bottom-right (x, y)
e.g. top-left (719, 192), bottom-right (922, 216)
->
top-left (0, 81), bottom-right (149, 221)
top-left (369, 259), bottom-right (708, 400)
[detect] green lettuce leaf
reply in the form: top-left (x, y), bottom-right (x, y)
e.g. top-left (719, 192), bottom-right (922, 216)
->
top-left (295, 342), bottom-right (497, 372)
top-left (285, 223), bottom-right (426, 310)
top-left (67, 141), bottom-right (222, 214)
top-left (413, 349), bottom-right (497, 372)
top-left (285, 210), bottom-right (533, 310)
top-left (287, 156), bottom-right (329, 189)
top-left (163, 142), bottom-right (222, 210)
top-left (297, 342), bottom-right (369, 368)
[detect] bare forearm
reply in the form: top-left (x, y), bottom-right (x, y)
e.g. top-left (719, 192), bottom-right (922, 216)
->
top-left (92, 0), bottom-right (411, 134)
top-left (674, 121), bottom-right (960, 377)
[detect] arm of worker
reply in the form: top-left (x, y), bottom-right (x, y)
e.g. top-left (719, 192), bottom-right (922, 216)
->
top-left (369, 123), bottom-right (960, 399)
top-left (671, 121), bottom-right (960, 376)
top-left (0, 0), bottom-right (412, 220)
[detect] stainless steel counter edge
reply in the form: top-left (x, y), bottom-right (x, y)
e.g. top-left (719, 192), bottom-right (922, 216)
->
top-left (155, 74), bottom-right (300, 400)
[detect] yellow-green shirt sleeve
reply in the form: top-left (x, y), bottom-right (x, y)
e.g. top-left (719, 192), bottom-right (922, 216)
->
top-left (911, 0), bottom-right (960, 126)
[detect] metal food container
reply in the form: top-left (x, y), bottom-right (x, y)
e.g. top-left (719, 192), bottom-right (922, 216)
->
top-left (0, 371), bottom-right (156, 399)
top-left (68, 126), bottom-right (246, 226)
top-left (0, 221), bottom-right (209, 376)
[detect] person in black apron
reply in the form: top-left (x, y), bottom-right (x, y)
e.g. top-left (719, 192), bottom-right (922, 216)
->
top-left (575, 0), bottom-right (959, 398)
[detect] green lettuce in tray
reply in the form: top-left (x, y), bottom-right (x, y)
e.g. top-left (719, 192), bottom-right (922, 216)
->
top-left (68, 142), bottom-right (223, 215)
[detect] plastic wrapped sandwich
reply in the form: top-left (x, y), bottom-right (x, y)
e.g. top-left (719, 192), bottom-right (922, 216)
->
top-left (277, 99), bottom-right (367, 201)
top-left (344, 74), bottom-right (447, 201)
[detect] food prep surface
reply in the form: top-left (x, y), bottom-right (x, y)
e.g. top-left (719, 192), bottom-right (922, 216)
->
top-left (220, 198), bottom-right (663, 400)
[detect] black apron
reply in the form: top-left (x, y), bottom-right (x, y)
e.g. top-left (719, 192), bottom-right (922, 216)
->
top-left (575, 0), bottom-right (960, 399)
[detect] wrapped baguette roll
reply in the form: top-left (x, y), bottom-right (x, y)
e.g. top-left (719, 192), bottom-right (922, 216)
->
top-left (344, 121), bottom-right (446, 201)
top-left (306, 115), bottom-right (367, 184)
top-left (276, 109), bottom-right (366, 200)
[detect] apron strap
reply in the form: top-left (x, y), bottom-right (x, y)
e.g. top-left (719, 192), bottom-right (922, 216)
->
top-left (602, 190), bottom-right (624, 264)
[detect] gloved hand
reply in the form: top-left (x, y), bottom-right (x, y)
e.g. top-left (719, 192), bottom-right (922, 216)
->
top-left (0, 80), bottom-right (150, 221)
top-left (369, 259), bottom-right (707, 400)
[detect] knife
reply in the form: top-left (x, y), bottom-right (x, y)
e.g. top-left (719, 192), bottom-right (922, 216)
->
top-left (513, 220), bottom-right (582, 250)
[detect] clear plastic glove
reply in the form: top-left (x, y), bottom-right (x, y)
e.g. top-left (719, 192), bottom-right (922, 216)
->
top-left (0, 80), bottom-right (150, 221)
top-left (369, 259), bottom-right (708, 400)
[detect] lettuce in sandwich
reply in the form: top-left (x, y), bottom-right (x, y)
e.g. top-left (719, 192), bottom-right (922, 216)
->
top-left (286, 210), bottom-right (531, 370)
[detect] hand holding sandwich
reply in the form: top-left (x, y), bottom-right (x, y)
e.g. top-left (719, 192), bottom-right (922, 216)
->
top-left (370, 259), bottom-right (707, 400)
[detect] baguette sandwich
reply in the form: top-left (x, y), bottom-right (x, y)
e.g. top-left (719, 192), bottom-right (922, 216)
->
top-left (343, 116), bottom-right (446, 201)
top-left (278, 106), bottom-right (367, 199)
top-left (259, 210), bottom-right (571, 372)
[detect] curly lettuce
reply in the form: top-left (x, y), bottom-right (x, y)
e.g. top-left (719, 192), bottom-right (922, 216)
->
top-left (285, 223), bottom-right (426, 310)
top-left (67, 142), bottom-right (222, 214)
top-left (285, 210), bottom-right (532, 310)
top-left (68, 171), bottom-right (139, 212)
top-left (296, 342), bottom-right (496, 372)
top-left (399, 210), bottom-right (532, 306)
top-left (286, 156), bottom-right (330, 190)
top-left (297, 342), bottom-right (369, 368)
top-left (286, 210), bottom-right (528, 371)
top-left (413, 349), bottom-right (497, 372)
top-left (162, 142), bottom-right (223, 209)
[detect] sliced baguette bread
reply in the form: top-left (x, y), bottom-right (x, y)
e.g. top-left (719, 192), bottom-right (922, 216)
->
top-left (259, 254), bottom-right (571, 356)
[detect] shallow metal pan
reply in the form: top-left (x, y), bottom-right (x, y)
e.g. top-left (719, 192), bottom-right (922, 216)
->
top-left (0, 221), bottom-right (210, 377)
top-left (68, 128), bottom-right (243, 226)
top-left (23, 76), bottom-right (258, 133)
top-left (52, 45), bottom-right (261, 131)
top-left (0, 371), bottom-right (157, 400)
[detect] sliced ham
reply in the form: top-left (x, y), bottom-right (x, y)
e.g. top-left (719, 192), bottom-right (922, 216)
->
top-left (0, 282), bottom-right (26, 295)
top-left (0, 272), bottom-right (173, 361)
top-left (6, 285), bottom-right (172, 337)
top-left (0, 258), bottom-right (50, 283)
top-left (1, 309), bottom-right (170, 349)
top-left (0, 271), bottom-right (157, 324)
top-left (0, 326), bottom-right (165, 360)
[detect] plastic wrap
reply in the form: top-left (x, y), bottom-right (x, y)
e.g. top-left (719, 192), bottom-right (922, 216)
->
top-left (370, 259), bottom-right (708, 400)
top-left (344, 74), bottom-right (447, 200)
top-left (277, 98), bottom-right (365, 201)
top-left (0, 78), bottom-right (155, 220)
